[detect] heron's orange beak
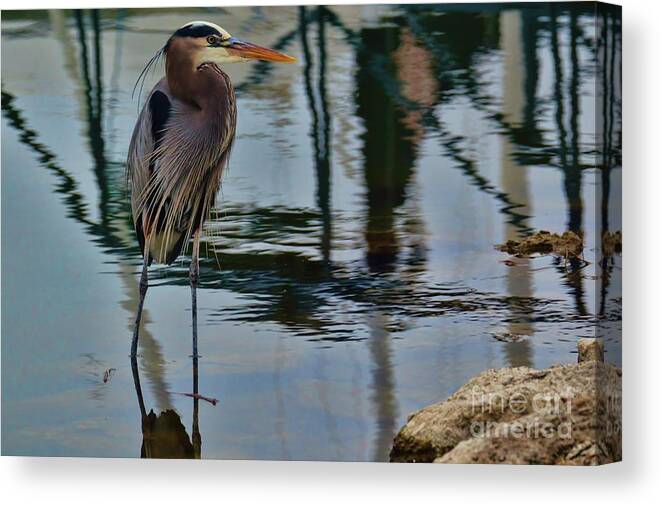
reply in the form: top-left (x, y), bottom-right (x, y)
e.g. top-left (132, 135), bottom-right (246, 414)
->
top-left (226, 38), bottom-right (296, 63)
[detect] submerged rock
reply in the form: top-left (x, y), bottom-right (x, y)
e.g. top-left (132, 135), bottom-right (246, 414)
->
top-left (390, 343), bottom-right (621, 465)
top-left (496, 230), bottom-right (583, 258)
top-left (602, 231), bottom-right (622, 256)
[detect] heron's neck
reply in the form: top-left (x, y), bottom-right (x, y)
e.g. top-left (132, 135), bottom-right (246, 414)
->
top-left (166, 56), bottom-right (232, 113)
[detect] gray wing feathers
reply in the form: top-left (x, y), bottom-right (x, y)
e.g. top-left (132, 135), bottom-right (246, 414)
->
top-left (126, 78), bottom-right (236, 263)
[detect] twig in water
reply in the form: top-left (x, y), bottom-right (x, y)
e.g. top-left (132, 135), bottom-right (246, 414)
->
top-left (171, 391), bottom-right (219, 406)
top-left (102, 368), bottom-right (116, 383)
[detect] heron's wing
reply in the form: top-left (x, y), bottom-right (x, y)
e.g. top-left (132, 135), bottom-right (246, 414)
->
top-left (126, 80), bottom-right (172, 258)
top-left (148, 91), bottom-right (171, 167)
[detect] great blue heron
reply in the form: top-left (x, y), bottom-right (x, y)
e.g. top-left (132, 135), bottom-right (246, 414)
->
top-left (127, 21), bottom-right (295, 358)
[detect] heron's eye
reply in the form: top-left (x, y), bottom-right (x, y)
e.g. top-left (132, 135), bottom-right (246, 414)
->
top-left (206, 35), bottom-right (219, 45)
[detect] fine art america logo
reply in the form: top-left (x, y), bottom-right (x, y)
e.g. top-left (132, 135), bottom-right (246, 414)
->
top-left (468, 387), bottom-right (575, 440)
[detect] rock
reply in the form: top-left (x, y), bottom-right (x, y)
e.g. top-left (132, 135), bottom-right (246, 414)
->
top-left (496, 230), bottom-right (583, 258)
top-left (390, 361), bottom-right (621, 465)
top-left (602, 231), bottom-right (622, 256)
top-left (578, 338), bottom-right (604, 363)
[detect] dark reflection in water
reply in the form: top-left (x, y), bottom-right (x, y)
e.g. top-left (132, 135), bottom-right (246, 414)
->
top-left (300, 6), bottom-right (333, 270)
top-left (1, 4), bottom-right (622, 335)
top-left (596, 4), bottom-right (622, 363)
top-left (358, 21), bottom-right (416, 273)
top-left (1, 2), bottom-right (621, 460)
top-left (132, 356), bottom-right (201, 459)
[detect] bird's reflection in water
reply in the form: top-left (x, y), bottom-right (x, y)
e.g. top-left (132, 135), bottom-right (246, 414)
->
top-left (131, 356), bottom-right (201, 459)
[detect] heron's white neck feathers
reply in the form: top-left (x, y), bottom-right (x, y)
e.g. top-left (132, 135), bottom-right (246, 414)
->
top-left (193, 47), bottom-right (246, 68)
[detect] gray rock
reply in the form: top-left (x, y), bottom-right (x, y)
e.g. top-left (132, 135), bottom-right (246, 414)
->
top-left (578, 337), bottom-right (605, 363)
top-left (390, 361), bottom-right (621, 465)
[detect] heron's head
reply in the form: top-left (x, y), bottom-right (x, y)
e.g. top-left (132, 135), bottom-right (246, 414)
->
top-left (165, 21), bottom-right (296, 67)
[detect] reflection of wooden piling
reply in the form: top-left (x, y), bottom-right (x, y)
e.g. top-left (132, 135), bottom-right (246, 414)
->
top-left (550, 8), bottom-right (588, 316)
top-left (356, 24), bottom-right (417, 272)
top-left (355, 20), bottom-right (422, 460)
top-left (299, 7), bottom-right (333, 268)
top-left (501, 10), bottom-right (530, 227)
top-left (366, 313), bottom-right (398, 462)
top-left (118, 260), bottom-right (174, 412)
top-left (595, 5), bottom-right (622, 364)
top-left (500, 10), bottom-right (533, 367)
top-left (49, 10), bottom-right (81, 83)
top-left (567, 11), bottom-right (583, 234)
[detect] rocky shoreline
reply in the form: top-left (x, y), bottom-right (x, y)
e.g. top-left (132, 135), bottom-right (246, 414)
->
top-left (390, 339), bottom-right (622, 465)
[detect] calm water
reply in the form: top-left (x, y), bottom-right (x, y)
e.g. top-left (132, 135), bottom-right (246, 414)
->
top-left (2, 4), bottom-right (621, 460)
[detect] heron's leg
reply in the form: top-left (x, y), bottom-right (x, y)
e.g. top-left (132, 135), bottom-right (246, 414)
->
top-left (192, 351), bottom-right (201, 458)
top-left (190, 231), bottom-right (201, 358)
top-left (130, 355), bottom-right (147, 419)
top-left (131, 259), bottom-right (149, 358)
top-left (190, 232), bottom-right (201, 455)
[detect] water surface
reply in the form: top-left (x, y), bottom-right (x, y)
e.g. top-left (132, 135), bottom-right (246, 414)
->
top-left (2, 3), bottom-right (621, 460)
